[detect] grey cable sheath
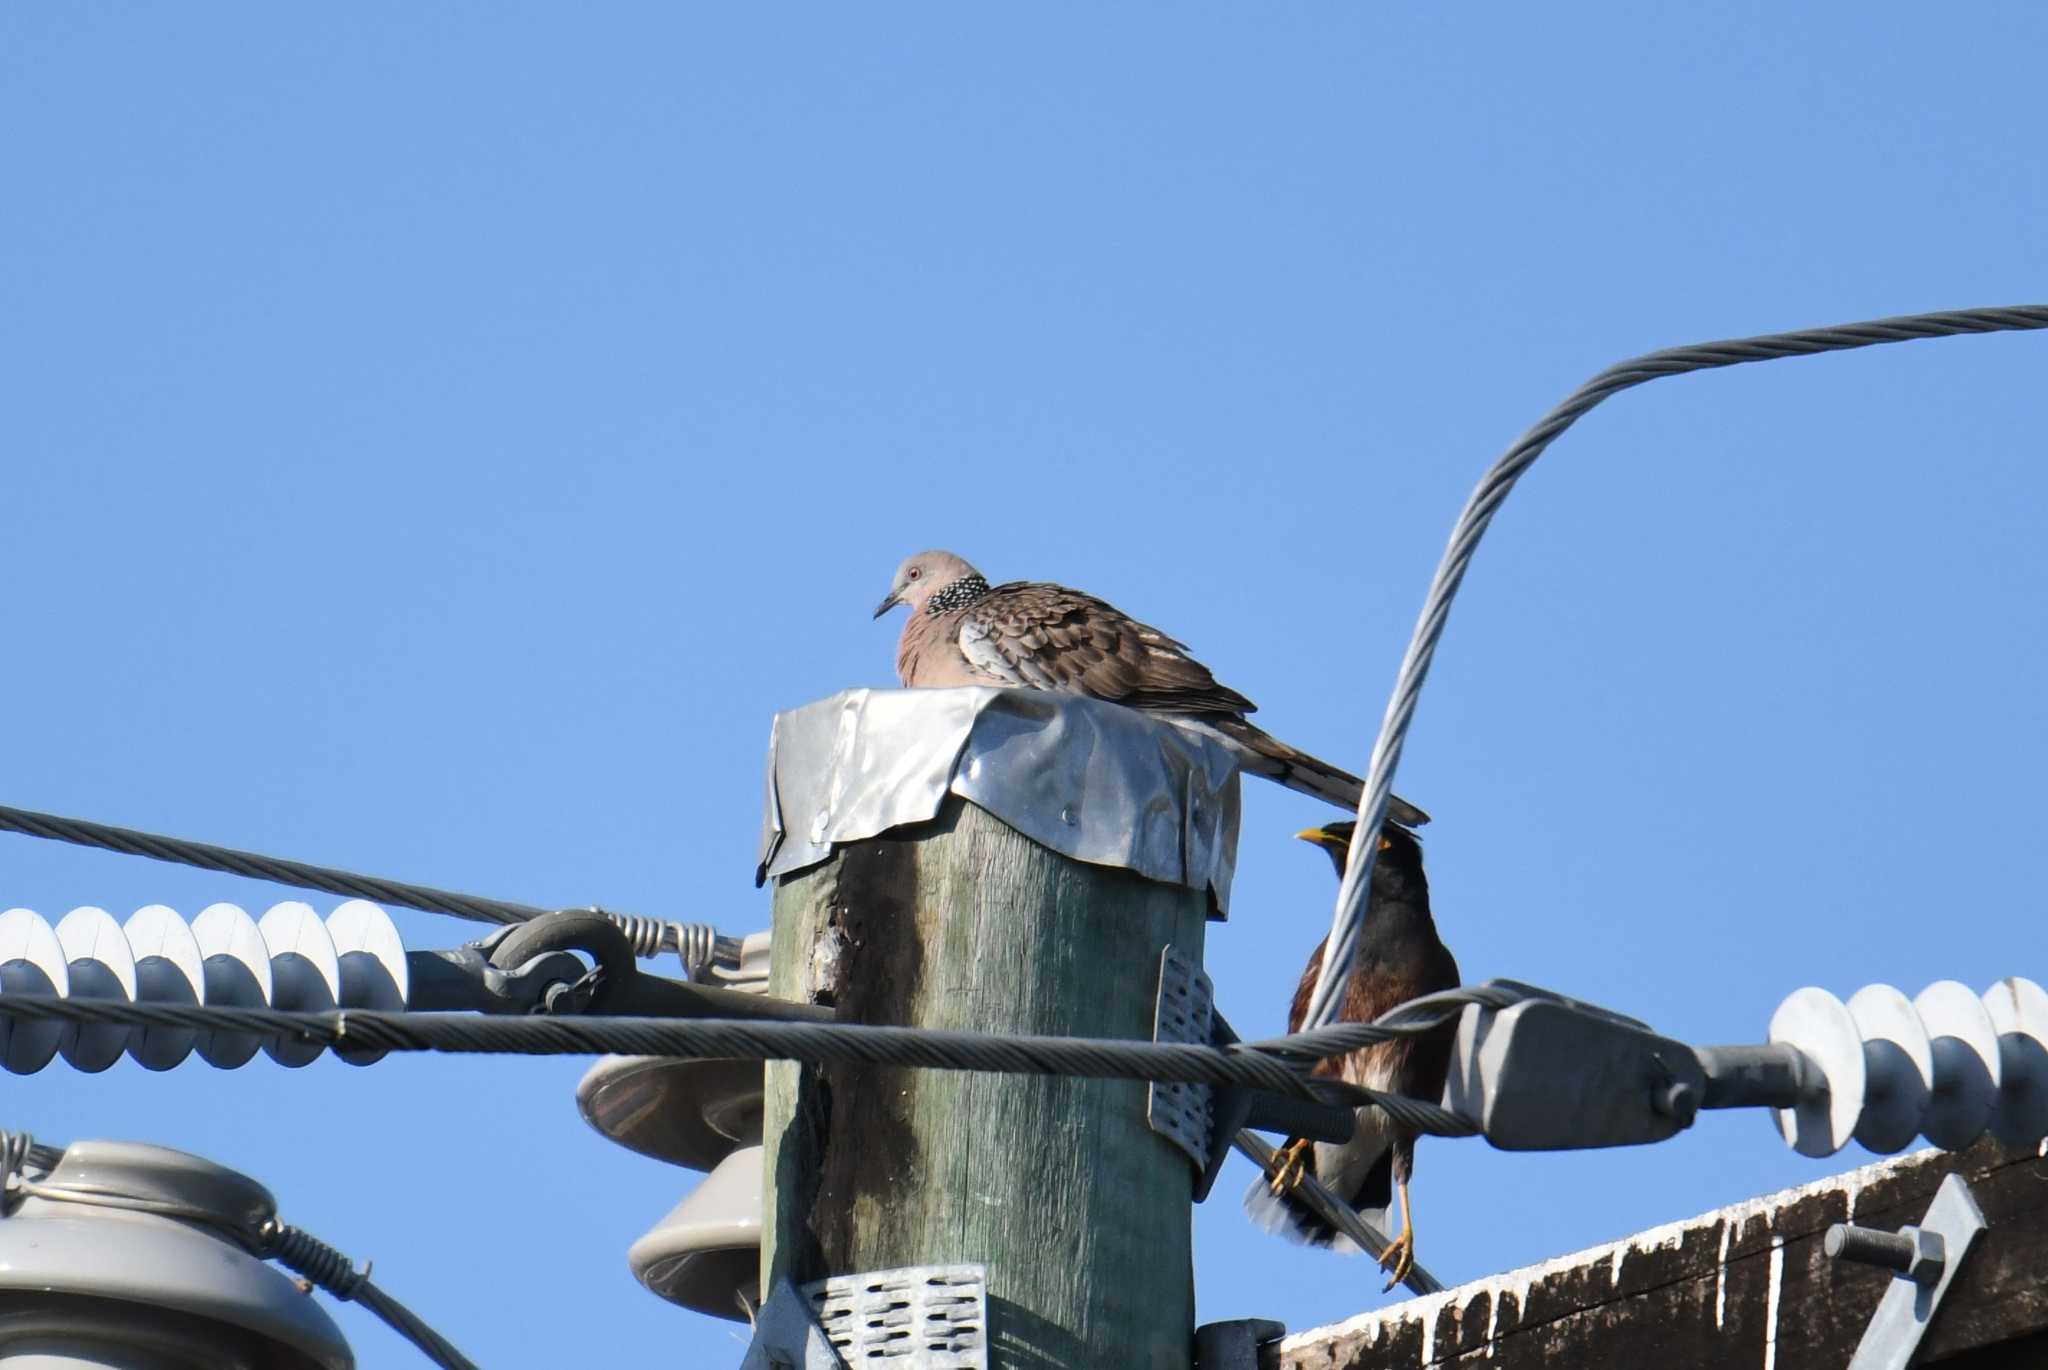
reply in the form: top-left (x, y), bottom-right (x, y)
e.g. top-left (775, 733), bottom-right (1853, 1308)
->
top-left (263, 1223), bottom-right (482, 1370)
top-left (0, 993), bottom-right (1484, 1138)
top-left (0, 802), bottom-right (734, 969)
top-left (1304, 303), bottom-right (2048, 1029)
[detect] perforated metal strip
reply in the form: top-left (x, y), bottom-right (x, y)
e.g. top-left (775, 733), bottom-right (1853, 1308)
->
top-left (1148, 944), bottom-right (1216, 1169)
top-left (804, 1264), bottom-right (987, 1369)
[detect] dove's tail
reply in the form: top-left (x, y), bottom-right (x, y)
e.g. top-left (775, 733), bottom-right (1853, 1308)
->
top-left (1201, 717), bottom-right (1431, 827)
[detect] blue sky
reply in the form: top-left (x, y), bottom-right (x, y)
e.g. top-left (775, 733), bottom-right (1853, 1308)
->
top-left (4, 5), bottom-right (2044, 1365)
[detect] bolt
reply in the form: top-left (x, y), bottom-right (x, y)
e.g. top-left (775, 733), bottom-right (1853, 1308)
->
top-left (1825, 1222), bottom-right (1946, 1285)
top-left (1654, 1078), bottom-right (1701, 1127)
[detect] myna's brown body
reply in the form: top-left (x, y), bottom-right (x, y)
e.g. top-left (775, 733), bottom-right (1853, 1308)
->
top-left (1244, 820), bottom-right (1460, 1286)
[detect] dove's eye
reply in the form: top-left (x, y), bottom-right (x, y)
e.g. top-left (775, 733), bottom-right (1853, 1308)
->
top-left (907, 567), bottom-right (922, 580)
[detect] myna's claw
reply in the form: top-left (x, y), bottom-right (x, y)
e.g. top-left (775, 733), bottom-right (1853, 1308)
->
top-left (1266, 1138), bottom-right (1311, 1196)
top-left (1377, 1229), bottom-right (1415, 1291)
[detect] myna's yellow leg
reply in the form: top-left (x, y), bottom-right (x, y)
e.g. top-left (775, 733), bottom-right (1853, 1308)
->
top-left (1267, 1138), bottom-right (1312, 1196)
top-left (1377, 1180), bottom-right (1415, 1291)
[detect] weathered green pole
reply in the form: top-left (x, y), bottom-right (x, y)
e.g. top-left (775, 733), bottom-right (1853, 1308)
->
top-left (759, 696), bottom-right (1229, 1370)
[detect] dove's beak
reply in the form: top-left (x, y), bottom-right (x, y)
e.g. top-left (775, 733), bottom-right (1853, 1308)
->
top-left (873, 591), bottom-right (901, 619)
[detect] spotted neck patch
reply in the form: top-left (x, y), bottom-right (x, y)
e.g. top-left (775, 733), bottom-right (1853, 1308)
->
top-left (925, 574), bottom-right (992, 616)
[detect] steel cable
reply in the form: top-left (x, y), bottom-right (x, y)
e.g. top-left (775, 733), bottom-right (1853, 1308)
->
top-left (0, 992), bottom-right (1485, 1138)
top-left (1232, 1130), bottom-right (1444, 1295)
top-left (0, 802), bottom-right (738, 971)
top-left (1303, 304), bottom-right (2048, 1030)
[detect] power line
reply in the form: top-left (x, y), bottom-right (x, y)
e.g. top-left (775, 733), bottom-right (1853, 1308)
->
top-left (0, 802), bottom-right (737, 974)
top-left (1306, 303), bottom-right (2048, 1029)
top-left (263, 1223), bottom-right (482, 1370)
top-left (0, 990), bottom-right (1486, 1140)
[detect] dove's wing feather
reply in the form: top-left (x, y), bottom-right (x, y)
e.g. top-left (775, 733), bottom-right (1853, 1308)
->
top-left (956, 581), bottom-right (1257, 714)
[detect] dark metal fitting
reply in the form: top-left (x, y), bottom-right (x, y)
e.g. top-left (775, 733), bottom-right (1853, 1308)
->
top-left (403, 932), bottom-right (588, 1016)
top-left (1825, 1222), bottom-right (1946, 1286)
top-left (487, 907), bottom-right (834, 1024)
top-left (1653, 1078), bottom-right (1701, 1127)
top-left (1695, 1043), bottom-right (1815, 1111)
top-left (1193, 1318), bottom-right (1286, 1370)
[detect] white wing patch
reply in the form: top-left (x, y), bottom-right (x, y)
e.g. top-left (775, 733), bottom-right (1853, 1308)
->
top-left (957, 610), bottom-right (1087, 693)
top-left (955, 615), bottom-right (1028, 686)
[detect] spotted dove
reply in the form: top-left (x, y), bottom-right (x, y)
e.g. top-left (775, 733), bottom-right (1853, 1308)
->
top-left (873, 550), bottom-right (1428, 824)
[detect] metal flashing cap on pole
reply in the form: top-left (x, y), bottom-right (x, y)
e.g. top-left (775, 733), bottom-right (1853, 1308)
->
top-left (756, 686), bottom-right (1242, 915)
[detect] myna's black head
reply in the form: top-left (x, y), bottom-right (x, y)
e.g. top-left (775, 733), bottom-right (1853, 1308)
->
top-left (1294, 819), bottom-right (1425, 889)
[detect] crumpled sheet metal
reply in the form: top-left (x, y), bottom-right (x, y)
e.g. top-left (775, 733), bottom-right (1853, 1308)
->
top-left (756, 687), bottom-right (1241, 915)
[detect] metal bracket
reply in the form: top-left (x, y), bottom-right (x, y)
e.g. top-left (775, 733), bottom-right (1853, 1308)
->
top-left (1193, 1318), bottom-right (1286, 1370)
top-left (1193, 1012), bottom-right (1357, 1202)
top-left (1445, 993), bottom-right (1704, 1150)
top-left (740, 1279), bottom-right (851, 1370)
top-left (802, 1264), bottom-right (987, 1369)
top-left (1149, 945), bottom-right (1355, 1201)
top-left (419, 909), bottom-right (831, 1022)
top-left (1829, 1171), bottom-right (1987, 1370)
top-left (1149, 945), bottom-right (1216, 1171)
top-left (402, 928), bottom-right (587, 1015)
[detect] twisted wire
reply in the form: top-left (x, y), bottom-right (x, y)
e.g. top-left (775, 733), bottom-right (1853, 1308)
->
top-left (0, 1130), bottom-right (44, 1214)
top-left (262, 1221), bottom-right (364, 1297)
top-left (0, 1130), bottom-right (33, 1181)
top-left (0, 1131), bottom-right (66, 1217)
top-left (0, 801), bottom-right (731, 967)
top-left (0, 992), bottom-right (1486, 1138)
top-left (608, 914), bottom-right (731, 980)
top-left (262, 1220), bottom-right (480, 1370)
top-left (1304, 303), bottom-right (2048, 1029)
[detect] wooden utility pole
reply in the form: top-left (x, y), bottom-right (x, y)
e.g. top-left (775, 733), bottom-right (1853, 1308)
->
top-left (761, 794), bottom-right (1212, 1370)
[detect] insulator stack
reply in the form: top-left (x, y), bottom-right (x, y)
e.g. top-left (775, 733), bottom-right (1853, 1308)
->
top-left (1766, 977), bottom-right (2047, 1157)
top-left (576, 930), bottom-right (774, 1323)
top-left (0, 900), bottom-right (409, 1073)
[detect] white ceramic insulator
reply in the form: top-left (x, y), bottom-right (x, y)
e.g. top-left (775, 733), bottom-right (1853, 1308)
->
top-left (1983, 976), bottom-right (2048, 1145)
top-left (257, 902), bottom-right (341, 1069)
top-left (1769, 986), bottom-right (1865, 1157)
top-left (192, 902), bottom-right (277, 1069)
top-left (1847, 984), bottom-right (1934, 1155)
top-left (1914, 980), bottom-right (2003, 1150)
top-left (0, 899), bottom-right (418, 1072)
top-left (0, 908), bottom-right (70, 1074)
top-left (326, 899), bottom-right (407, 1067)
top-left (122, 905), bottom-right (206, 1071)
top-left (55, 907), bottom-right (138, 1074)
